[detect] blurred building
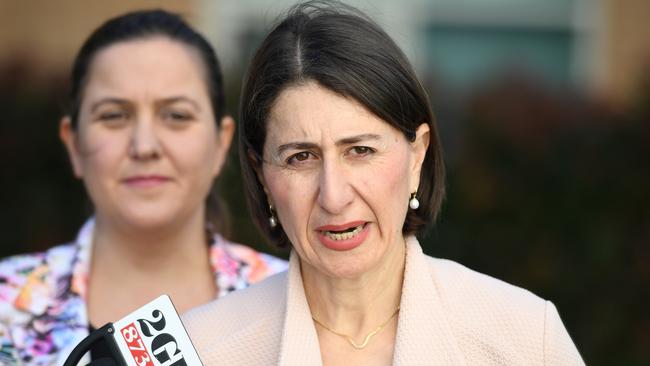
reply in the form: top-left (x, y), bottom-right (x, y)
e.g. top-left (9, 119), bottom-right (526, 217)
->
top-left (0, 1), bottom-right (195, 86)
top-left (1, 0), bottom-right (649, 106)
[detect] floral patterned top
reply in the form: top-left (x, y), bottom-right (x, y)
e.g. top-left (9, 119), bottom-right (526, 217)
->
top-left (0, 219), bottom-right (287, 365)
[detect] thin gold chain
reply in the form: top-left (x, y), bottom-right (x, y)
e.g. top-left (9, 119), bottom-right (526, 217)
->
top-left (312, 307), bottom-right (400, 350)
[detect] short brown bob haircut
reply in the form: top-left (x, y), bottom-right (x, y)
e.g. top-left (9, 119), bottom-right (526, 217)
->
top-left (239, 1), bottom-right (445, 248)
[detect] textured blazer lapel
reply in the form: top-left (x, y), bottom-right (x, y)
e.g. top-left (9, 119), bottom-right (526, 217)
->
top-left (278, 252), bottom-right (323, 366)
top-left (393, 237), bottom-right (466, 365)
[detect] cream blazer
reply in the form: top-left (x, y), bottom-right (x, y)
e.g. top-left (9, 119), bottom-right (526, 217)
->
top-left (183, 237), bottom-right (585, 365)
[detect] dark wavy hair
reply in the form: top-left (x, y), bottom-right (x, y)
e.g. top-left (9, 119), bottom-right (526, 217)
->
top-left (66, 9), bottom-right (230, 236)
top-left (239, 1), bottom-right (445, 248)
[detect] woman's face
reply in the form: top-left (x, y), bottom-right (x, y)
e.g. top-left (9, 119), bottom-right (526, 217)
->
top-left (61, 36), bottom-right (233, 231)
top-left (261, 82), bottom-right (429, 279)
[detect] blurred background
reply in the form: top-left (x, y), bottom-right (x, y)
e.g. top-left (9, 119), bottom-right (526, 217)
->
top-left (1, 0), bottom-right (648, 364)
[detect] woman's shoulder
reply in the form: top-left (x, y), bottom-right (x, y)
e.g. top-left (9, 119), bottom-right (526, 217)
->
top-left (424, 256), bottom-right (583, 364)
top-left (217, 238), bottom-right (288, 271)
top-left (0, 243), bottom-right (81, 359)
top-left (0, 243), bottom-right (78, 301)
top-left (182, 272), bottom-right (287, 365)
top-left (184, 271), bottom-right (287, 329)
top-left (426, 256), bottom-right (546, 309)
top-left (425, 256), bottom-right (548, 331)
top-left (209, 235), bottom-right (288, 290)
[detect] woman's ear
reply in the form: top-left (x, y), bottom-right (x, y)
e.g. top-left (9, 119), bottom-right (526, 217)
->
top-left (410, 123), bottom-right (430, 190)
top-left (211, 115), bottom-right (235, 177)
top-left (59, 116), bottom-right (84, 178)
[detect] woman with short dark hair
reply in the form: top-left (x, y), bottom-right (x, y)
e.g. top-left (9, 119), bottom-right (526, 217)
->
top-left (184, 2), bottom-right (584, 365)
top-left (0, 10), bottom-right (286, 365)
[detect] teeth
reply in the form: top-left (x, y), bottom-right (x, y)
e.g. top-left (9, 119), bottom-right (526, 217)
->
top-left (324, 224), bottom-right (364, 241)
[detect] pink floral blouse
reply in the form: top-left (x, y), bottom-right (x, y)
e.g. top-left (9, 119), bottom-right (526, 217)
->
top-left (0, 219), bottom-right (287, 365)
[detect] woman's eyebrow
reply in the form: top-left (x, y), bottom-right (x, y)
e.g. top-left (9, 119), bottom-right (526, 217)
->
top-left (336, 133), bottom-right (381, 146)
top-left (156, 96), bottom-right (201, 111)
top-left (90, 98), bottom-right (129, 113)
top-left (89, 96), bottom-right (201, 113)
top-left (276, 134), bottom-right (381, 155)
top-left (277, 142), bottom-right (318, 155)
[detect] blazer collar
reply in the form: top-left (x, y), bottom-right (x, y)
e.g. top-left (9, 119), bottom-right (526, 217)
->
top-left (278, 251), bottom-right (323, 366)
top-left (392, 236), bottom-right (466, 365)
top-left (278, 237), bottom-right (465, 365)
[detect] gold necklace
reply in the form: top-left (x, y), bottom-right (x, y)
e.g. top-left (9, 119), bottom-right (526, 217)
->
top-left (312, 307), bottom-right (400, 350)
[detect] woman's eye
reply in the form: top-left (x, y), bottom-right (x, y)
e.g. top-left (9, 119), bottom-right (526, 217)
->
top-left (97, 111), bottom-right (129, 127)
top-left (286, 151), bottom-right (316, 166)
top-left (162, 109), bottom-right (192, 123)
top-left (349, 146), bottom-right (375, 156)
top-left (98, 111), bottom-right (127, 121)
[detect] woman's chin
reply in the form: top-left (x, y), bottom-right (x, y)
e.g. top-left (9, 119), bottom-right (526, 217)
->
top-left (109, 208), bottom-right (190, 234)
top-left (306, 253), bottom-right (381, 281)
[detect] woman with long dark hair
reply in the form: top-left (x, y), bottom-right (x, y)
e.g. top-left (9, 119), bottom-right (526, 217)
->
top-left (0, 10), bottom-right (286, 365)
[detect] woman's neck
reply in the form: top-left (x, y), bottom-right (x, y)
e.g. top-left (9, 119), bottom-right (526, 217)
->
top-left (87, 211), bottom-right (216, 325)
top-left (92, 211), bottom-right (209, 272)
top-left (302, 236), bottom-right (406, 338)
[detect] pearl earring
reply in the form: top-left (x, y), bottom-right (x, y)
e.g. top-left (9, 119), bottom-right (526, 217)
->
top-left (268, 204), bottom-right (278, 228)
top-left (409, 192), bottom-right (420, 210)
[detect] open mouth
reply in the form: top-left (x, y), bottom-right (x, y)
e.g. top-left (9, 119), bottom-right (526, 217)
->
top-left (321, 223), bottom-right (367, 241)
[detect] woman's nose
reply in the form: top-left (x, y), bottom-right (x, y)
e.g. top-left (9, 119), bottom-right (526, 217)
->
top-left (128, 115), bottom-right (161, 160)
top-left (317, 159), bottom-right (354, 215)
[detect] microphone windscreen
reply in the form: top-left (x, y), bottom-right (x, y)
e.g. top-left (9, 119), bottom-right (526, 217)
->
top-left (111, 295), bottom-right (203, 366)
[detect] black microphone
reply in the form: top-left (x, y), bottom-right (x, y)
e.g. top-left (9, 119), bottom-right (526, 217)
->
top-left (63, 295), bottom-right (203, 366)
